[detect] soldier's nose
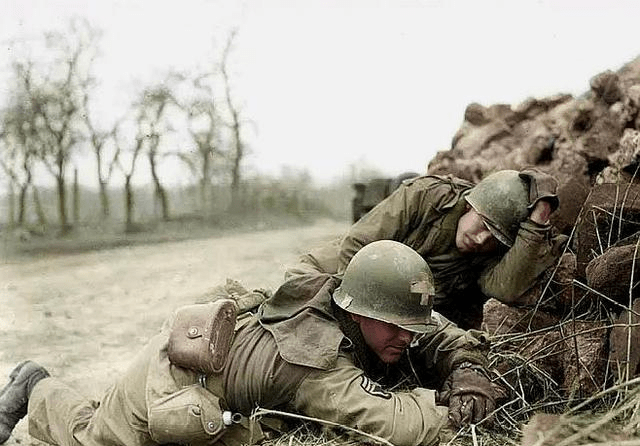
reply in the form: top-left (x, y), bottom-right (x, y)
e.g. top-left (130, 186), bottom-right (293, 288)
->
top-left (474, 230), bottom-right (492, 245)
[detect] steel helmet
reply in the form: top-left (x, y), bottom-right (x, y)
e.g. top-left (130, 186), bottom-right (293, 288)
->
top-left (332, 240), bottom-right (435, 333)
top-left (465, 170), bottom-right (530, 247)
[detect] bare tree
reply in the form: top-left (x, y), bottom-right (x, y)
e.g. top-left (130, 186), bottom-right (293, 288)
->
top-left (83, 93), bottom-right (121, 217)
top-left (0, 153), bottom-right (33, 227)
top-left (138, 85), bottom-right (175, 221)
top-left (10, 19), bottom-right (99, 233)
top-left (220, 30), bottom-right (250, 213)
top-left (112, 119), bottom-right (145, 231)
top-left (173, 72), bottom-right (224, 215)
top-left (0, 87), bottom-right (46, 227)
top-left (167, 31), bottom-right (251, 216)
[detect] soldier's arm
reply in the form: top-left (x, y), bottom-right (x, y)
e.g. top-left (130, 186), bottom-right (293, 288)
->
top-left (284, 237), bottom-right (342, 280)
top-left (478, 201), bottom-right (565, 304)
top-left (478, 170), bottom-right (567, 304)
top-left (293, 354), bottom-right (447, 446)
top-left (411, 314), bottom-right (504, 428)
top-left (412, 312), bottom-right (489, 379)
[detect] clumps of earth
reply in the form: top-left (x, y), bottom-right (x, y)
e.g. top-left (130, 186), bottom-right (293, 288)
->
top-left (427, 55), bottom-right (640, 438)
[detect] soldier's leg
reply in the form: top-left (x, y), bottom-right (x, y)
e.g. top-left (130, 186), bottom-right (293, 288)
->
top-left (0, 361), bottom-right (49, 444)
top-left (29, 374), bottom-right (153, 446)
top-left (27, 377), bottom-right (98, 445)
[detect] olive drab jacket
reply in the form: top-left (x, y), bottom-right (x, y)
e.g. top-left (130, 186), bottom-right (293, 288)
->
top-left (287, 175), bottom-right (564, 326)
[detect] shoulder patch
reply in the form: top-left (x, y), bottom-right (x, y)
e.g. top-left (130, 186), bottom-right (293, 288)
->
top-left (360, 376), bottom-right (391, 400)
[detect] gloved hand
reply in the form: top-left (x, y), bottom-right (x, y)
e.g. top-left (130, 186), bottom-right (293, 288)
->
top-left (519, 168), bottom-right (560, 212)
top-left (438, 363), bottom-right (504, 428)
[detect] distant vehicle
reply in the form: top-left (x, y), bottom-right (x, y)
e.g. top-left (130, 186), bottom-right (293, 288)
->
top-left (351, 172), bottom-right (420, 222)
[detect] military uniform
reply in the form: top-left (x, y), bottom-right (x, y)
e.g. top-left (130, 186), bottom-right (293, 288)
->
top-left (26, 273), bottom-right (487, 446)
top-left (288, 175), bottom-right (563, 327)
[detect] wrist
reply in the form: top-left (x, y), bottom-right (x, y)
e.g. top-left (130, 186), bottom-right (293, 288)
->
top-left (455, 361), bottom-right (491, 380)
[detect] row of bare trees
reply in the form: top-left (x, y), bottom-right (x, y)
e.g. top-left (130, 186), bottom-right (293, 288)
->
top-left (0, 19), bottom-right (251, 233)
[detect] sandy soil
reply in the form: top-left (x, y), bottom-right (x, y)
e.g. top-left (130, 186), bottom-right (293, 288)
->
top-left (0, 218), bottom-right (348, 445)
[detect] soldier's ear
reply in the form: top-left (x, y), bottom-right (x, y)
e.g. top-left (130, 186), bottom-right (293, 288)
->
top-left (351, 313), bottom-right (362, 324)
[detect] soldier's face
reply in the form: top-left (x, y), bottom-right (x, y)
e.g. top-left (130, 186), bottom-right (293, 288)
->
top-left (455, 207), bottom-right (499, 254)
top-left (351, 314), bottom-right (413, 364)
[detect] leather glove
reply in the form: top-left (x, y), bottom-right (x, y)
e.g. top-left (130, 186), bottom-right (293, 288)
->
top-left (438, 363), bottom-right (505, 428)
top-left (519, 168), bottom-right (560, 212)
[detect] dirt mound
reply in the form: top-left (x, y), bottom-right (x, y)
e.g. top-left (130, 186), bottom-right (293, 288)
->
top-left (429, 56), bottom-right (640, 236)
top-left (431, 56), bottom-right (640, 410)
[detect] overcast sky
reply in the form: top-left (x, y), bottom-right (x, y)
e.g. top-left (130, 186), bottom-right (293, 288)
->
top-left (2, 0), bottom-right (640, 186)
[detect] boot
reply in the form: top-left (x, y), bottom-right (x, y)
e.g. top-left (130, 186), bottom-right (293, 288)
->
top-left (0, 361), bottom-right (50, 444)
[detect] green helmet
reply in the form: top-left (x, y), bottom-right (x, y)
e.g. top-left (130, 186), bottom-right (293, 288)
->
top-left (332, 240), bottom-right (435, 333)
top-left (465, 170), bottom-right (529, 247)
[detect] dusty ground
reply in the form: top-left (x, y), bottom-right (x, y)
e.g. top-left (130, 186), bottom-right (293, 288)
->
top-left (0, 218), bottom-right (348, 445)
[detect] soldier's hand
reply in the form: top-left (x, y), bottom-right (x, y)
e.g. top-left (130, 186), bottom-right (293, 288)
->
top-left (519, 168), bottom-right (560, 214)
top-left (447, 391), bottom-right (494, 427)
top-left (529, 200), bottom-right (552, 225)
top-left (438, 363), bottom-right (504, 428)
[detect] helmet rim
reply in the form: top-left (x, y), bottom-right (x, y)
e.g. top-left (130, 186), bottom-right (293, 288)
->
top-left (464, 170), bottom-right (530, 247)
top-left (333, 287), bottom-right (434, 333)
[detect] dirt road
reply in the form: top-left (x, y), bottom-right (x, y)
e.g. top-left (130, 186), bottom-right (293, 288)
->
top-left (0, 218), bottom-right (348, 445)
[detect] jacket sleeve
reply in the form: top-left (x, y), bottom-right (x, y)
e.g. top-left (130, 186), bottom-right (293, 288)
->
top-left (413, 312), bottom-right (490, 380)
top-left (478, 219), bottom-right (566, 304)
top-left (293, 354), bottom-right (447, 446)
